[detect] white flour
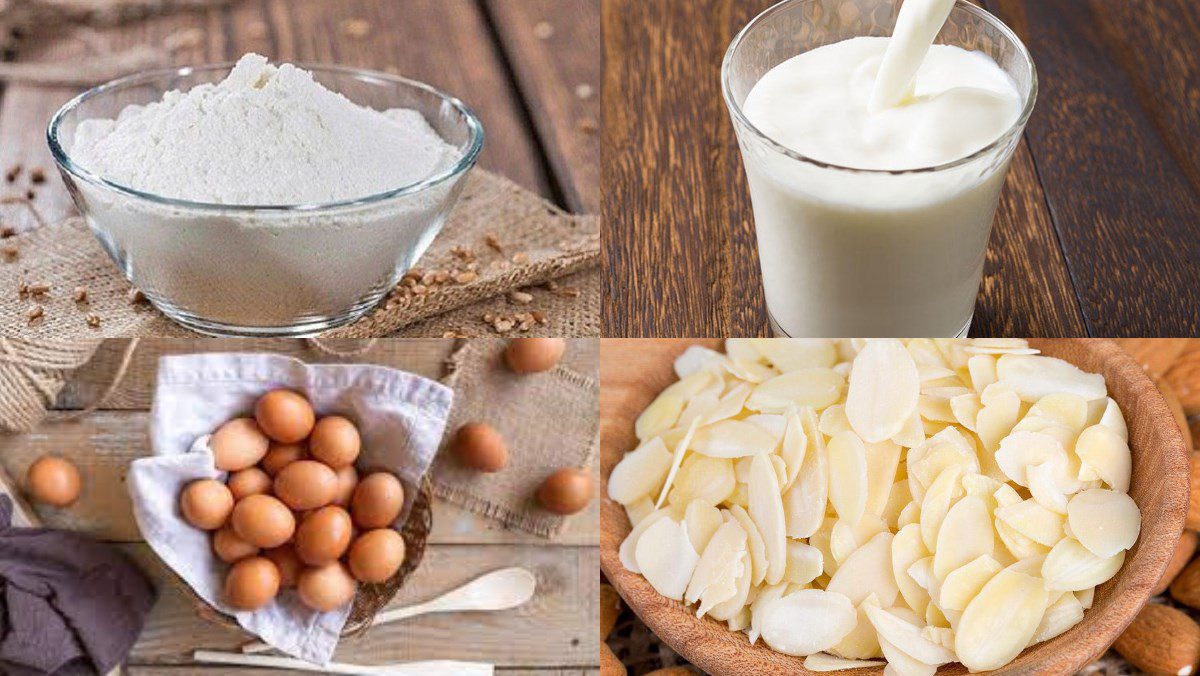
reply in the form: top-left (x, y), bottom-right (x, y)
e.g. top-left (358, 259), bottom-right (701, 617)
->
top-left (64, 53), bottom-right (476, 333)
top-left (71, 53), bottom-right (460, 205)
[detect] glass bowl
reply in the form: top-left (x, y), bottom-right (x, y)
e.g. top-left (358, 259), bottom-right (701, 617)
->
top-left (47, 63), bottom-right (484, 337)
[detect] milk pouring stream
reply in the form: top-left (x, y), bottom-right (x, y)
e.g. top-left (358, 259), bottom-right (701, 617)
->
top-left (730, 0), bottom-right (1031, 336)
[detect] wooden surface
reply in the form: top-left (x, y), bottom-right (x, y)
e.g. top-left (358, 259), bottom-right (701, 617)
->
top-left (0, 338), bottom-right (600, 674)
top-left (598, 339), bottom-right (1190, 676)
top-left (601, 0), bottom-right (1200, 338)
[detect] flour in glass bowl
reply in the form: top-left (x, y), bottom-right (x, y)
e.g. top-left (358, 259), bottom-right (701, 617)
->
top-left (56, 53), bottom-right (478, 334)
top-left (70, 53), bottom-right (460, 204)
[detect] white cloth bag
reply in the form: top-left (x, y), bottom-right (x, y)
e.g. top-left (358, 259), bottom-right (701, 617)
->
top-left (128, 353), bottom-right (453, 664)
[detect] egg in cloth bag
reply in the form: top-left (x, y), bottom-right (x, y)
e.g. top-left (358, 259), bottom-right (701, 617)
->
top-left (128, 353), bottom-right (452, 664)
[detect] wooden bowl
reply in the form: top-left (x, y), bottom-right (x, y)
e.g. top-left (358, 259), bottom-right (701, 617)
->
top-left (599, 339), bottom-right (1190, 675)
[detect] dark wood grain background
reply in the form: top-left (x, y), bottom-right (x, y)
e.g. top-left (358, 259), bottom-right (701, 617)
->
top-left (601, 0), bottom-right (1200, 338)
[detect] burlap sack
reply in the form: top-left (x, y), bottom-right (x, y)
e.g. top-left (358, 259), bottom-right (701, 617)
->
top-left (432, 339), bottom-right (598, 538)
top-left (0, 170), bottom-right (599, 338)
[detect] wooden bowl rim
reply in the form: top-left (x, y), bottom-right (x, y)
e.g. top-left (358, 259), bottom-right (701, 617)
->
top-left (599, 338), bottom-right (1190, 676)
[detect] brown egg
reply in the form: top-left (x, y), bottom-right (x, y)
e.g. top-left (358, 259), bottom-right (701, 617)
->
top-left (227, 467), bottom-right (272, 501)
top-left (254, 389), bottom-right (315, 444)
top-left (210, 418), bottom-right (270, 471)
top-left (224, 556), bottom-right (280, 610)
top-left (212, 525), bottom-right (259, 563)
top-left (263, 545), bottom-right (303, 588)
top-left (25, 456), bottom-right (82, 507)
top-left (452, 422), bottom-right (509, 472)
top-left (347, 528), bottom-right (406, 583)
top-left (350, 472), bottom-right (404, 529)
top-left (505, 338), bottom-right (566, 374)
top-left (180, 479), bottom-right (234, 530)
top-left (260, 442), bottom-right (308, 476)
top-left (309, 416), bottom-right (361, 468)
top-left (332, 465), bottom-right (359, 507)
top-left (273, 460), bottom-right (338, 511)
top-left (231, 494), bottom-right (296, 548)
top-left (294, 505), bottom-right (354, 565)
top-left (297, 561), bottom-right (358, 612)
top-left (536, 467), bottom-right (594, 515)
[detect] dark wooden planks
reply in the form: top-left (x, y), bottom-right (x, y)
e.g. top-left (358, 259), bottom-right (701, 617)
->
top-left (484, 0), bottom-right (602, 214)
top-left (987, 0), bottom-right (1200, 337)
top-left (0, 0), bottom-right (556, 226)
top-left (601, 0), bottom-right (771, 338)
top-left (972, 142), bottom-right (1088, 337)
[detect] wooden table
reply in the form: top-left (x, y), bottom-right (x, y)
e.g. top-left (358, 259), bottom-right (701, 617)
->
top-left (0, 0), bottom-right (600, 335)
top-left (601, 0), bottom-right (1200, 338)
top-left (0, 339), bottom-right (600, 675)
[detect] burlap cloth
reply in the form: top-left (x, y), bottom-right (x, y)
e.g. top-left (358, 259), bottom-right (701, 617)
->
top-left (0, 337), bottom-right (102, 432)
top-left (0, 170), bottom-right (599, 338)
top-left (432, 338), bottom-right (598, 538)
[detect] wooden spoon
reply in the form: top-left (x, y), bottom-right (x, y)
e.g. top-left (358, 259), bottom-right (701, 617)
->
top-left (242, 567), bottom-right (536, 653)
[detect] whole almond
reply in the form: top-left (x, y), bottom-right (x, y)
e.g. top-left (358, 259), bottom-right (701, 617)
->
top-left (601, 583), bottom-right (621, 639)
top-left (1114, 603), bottom-right (1200, 676)
top-left (1173, 557), bottom-right (1200, 609)
top-left (601, 643), bottom-right (626, 676)
top-left (1155, 531), bottom-right (1200, 596)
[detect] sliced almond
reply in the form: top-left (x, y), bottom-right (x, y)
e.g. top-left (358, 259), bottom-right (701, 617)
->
top-left (758, 589), bottom-right (857, 657)
top-left (784, 418), bottom-right (830, 539)
top-left (655, 416), bottom-right (701, 507)
top-left (685, 518), bottom-right (747, 608)
top-left (883, 480), bottom-right (913, 530)
top-left (674, 345), bottom-right (727, 379)
top-left (967, 355), bottom-right (998, 392)
top-left (891, 408), bottom-right (926, 449)
top-left (919, 465), bottom-right (964, 552)
top-left (670, 453), bottom-right (736, 506)
top-left (619, 507), bottom-right (673, 573)
top-left (995, 518), bottom-right (1051, 561)
top-left (700, 383), bottom-right (753, 426)
top-left (828, 430), bottom-right (869, 524)
top-left (1074, 423), bottom-right (1132, 493)
top-left (691, 419), bottom-right (779, 458)
top-left (892, 523), bottom-right (931, 616)
top-left (624, 496), bottom-right (655, 526)
top-left (785, 539), bottom-right (825, 586)
top-left (634, 517), bottom-right (700, 600)
top-left (820, 404), bottom-right (853, 437)
top-left (1096, 397), bottom-right (1128, 440)
top-left (954, 567), bottom-right (1049, 671)
top-left (1022, 392), bottom-right (1089, 432)
top-left (779, 408), bottom-right (808, 491)
top-left (995, 430), bottom-right (1068, 487)
top-left (724, 338), bottom-right (763, 363)
top-left (684, 500), bottom-right (725, 553)
top-left (747, 367), bottom-right (845, 414)
top-left (752, 338), bottom-right (839, 372)
top-left (827, 532), bottom-right (898, 607)
top-left (608, 436), bottom-right (673, 504)
top-left (1031, 591), bottom-right (1084, 645)
top-left (846, 339), bottom-right (921, 443)
top-left (950, 393), bottom-right (983, 432)
top-left (831, 513), bottom-right (887, 565)
top-left (995, 499), bottom-right (1065, 547)
top-left (1066, 488), bottom-right (1140, 558)
top-left (749, 452), bottom-right (789, 585)
top-left (728, 504), bottom-right (769, 586)
top-left (1042, 537), bottom-right (1126, 591)
top-left (932, 495), bottom-right (995, 579)
top-left (877, 634), bottom-right (936, 676)
top-left (636, 393), bottom-right (684, 441)
top-left (997, 354), bottom-right (1107, 403)
top-left (864, 604), bottom-right (955, 666)
top-left (939, 554), bottom-right (1003, 611)
top-left (708, 548), bottom-right (754, 622)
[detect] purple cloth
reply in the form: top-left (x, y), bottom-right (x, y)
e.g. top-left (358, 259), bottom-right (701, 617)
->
top-left (0, 496), bottom-right (156, 676)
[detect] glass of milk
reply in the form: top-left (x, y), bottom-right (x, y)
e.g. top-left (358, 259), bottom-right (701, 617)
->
top-left (722, 0), bottom-right (1036, 337)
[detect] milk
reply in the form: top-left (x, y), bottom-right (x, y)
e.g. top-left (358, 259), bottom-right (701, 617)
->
top-left (729, 0), bottom-right (1031, 337)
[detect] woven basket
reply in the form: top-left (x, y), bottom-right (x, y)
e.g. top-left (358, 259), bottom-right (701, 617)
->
top-left (181, 475), bottom-right (435, 638)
